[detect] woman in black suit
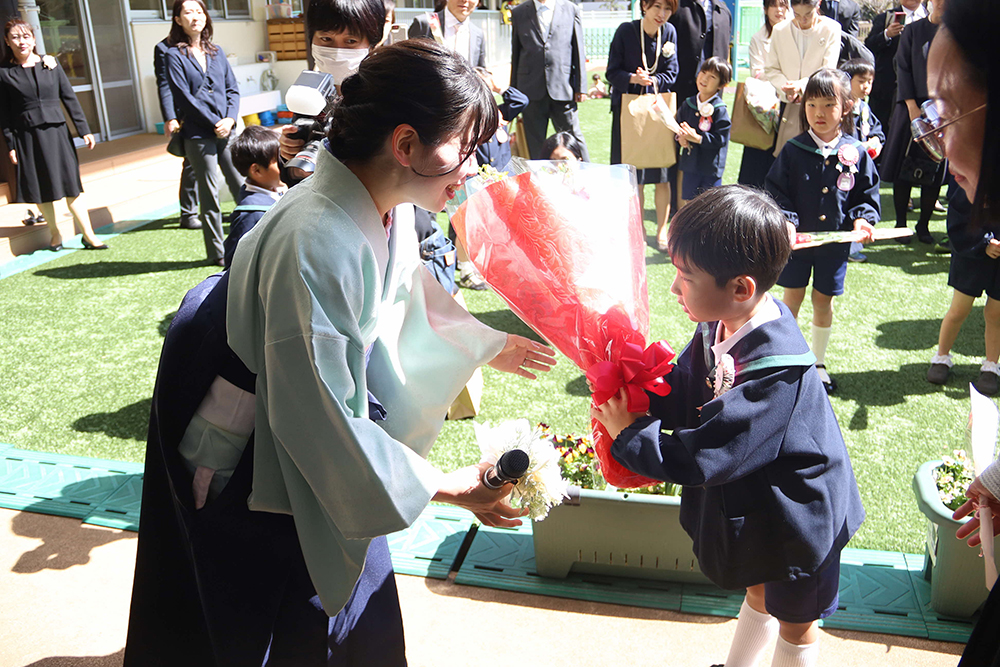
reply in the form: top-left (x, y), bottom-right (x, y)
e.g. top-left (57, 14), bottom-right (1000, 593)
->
top-left (607, 0), bottom-right (679, 251)
top-left (0, 18), bottom-right (106, 250)
top-left (879, 1), bottom-right (946, 245)
top-left (166, 0), bottom-right (241, 265)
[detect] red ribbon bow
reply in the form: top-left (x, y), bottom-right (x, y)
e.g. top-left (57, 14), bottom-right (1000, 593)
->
top-left (586, 340), bottom-right (676, 413)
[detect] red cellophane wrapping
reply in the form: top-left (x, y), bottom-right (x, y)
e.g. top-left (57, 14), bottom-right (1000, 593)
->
top-left (448, 160), bottom-right (673, 488)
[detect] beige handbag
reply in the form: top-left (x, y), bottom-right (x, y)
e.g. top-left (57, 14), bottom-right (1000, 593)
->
top-left (773, 102), bottom-right (803, 157)
top-left (731, 82), bottom-right (776, 151)
top-left (620, 90), bottom-right (678, 169)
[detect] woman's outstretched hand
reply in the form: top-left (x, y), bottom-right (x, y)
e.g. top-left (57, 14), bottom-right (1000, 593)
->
top-left (953, 475), bottom-right (1000, 547)
top-left (487, 333), bottom-right (557, 380)
top-left (433, 462), bottom-right (528, 527)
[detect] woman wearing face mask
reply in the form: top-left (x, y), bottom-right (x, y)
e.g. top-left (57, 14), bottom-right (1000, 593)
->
top-left (278, 0), bottom-right (384, 185)
top-left (165, 0), bottom-right (242, 265)
top-left (124, 40), bottom-right (555, 666)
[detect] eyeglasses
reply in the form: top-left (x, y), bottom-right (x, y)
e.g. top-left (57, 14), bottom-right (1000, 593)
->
top-left (911, 99), bottom-right (987, 162)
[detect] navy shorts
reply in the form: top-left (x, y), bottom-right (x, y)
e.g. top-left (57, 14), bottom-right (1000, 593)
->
top-left (681, 170), bottom-right (722, 201)
top-left (764, 552), bottom-right (842, 624)
top-left (777, 243), bottom-right (851, 296)
top-left (949, 251), bottom-right (1000, 300)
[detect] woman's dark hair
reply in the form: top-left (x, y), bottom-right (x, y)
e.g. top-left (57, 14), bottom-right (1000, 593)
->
top-left (799, 68), bottom-right (855, 136)
top-left (839, 57), bottom-right (874, 80)
top-left (789, 0), bottom-right (819, 7)
top-left (327, 40), bottom-right (498, 169)
top-left (168, 0), bottom-right (217, 54)
top-left (540, 131), bottom-right (585, 161)
top-left (640, 0), bottom-right (678, 16)
top-left (231, 125), bottom-right (282, 177)
top-left (943, 0), bottom-right (999, 224)
top-left (306, 0), bottom-right (386, 49)
top-left (699, 56), bottom-right (732, 88)
top-left (667, 185), bottom-right (792, 292)
top-left (3, 19), bottom-right (37, 64)
top-left (763, 0), bottom-right (790, 36)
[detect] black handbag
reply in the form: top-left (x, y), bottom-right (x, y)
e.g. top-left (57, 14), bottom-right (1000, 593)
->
top-left (166, 131), bottom-right (185, 158)
top-left (898, 139), bottom-right (941, 186)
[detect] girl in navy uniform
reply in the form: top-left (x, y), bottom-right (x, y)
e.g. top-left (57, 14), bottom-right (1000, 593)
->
top-left (592, 185), bottom-right (865, 667)
top-left (675, 56), bottom-right (732, 207)
top-left (765, 68), bottom-right (880, 393)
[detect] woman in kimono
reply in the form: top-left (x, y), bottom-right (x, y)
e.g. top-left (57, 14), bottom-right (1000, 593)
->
top-left (0, 18), bottom-right (107, 250)
top-left (124, 39), bottom-right (555, 666)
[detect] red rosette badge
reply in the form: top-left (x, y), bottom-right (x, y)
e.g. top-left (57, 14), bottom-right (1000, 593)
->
top-left (449, 160), bottom-right (674, 488)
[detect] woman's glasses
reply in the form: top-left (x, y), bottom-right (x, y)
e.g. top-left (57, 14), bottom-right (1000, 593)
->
top-left (911, 99), bottom-right (987, 162)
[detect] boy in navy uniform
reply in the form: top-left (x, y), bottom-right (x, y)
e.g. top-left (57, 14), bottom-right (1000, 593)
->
top-left (840, 58), bottom-right (885, 262)
top-left (592, 185), bottom-right (865, 667)
top-left (675, 56), bottom-right (732, 207)
top-left (224, 125), bottom-right (284, 270)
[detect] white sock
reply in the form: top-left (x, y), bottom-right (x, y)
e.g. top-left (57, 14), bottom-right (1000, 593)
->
top-left (770, 637), bottom-right (819, 667)
top-left (724, 600), bottom-right (779, 667)
top-left (811, 324), bottom-right (832, 366)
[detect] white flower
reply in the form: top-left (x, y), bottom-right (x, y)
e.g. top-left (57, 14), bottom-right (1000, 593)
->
top-left (475, 419), bottom-right (569, 521)
top-left (661, 41), bottom-right (676, 58)
top-left (41, 55), bottom-right (57, 70)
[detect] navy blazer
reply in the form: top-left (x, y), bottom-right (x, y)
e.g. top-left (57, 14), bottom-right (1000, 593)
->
top-left (0, 60), bottom-right (91, 148)
top-left (509, 0), bottom-right (587, 101)
top-left (224, 186), bottom-right (277, 270)
top-left (849, 99), bottom-right (884, 146)
top-left (476, 86), bottom-right (528, 171)
top-left (669, 0), bottom-right (732, 101)
top-left (606, 20), bottom-right (679, 109)
top-left (611, 301), bottom-right (866, 589)
top-left (407, 11), bottom-right (487, 68)
top-left (153, 38), bottom-right (176, 122)
top-left (165, 45), bottom-right (240, 140)
top-left (820, 0), bottom-right (861, 37)
top-left (894, 17), bottom-right (936, 104)
top-left (676, 93), bottom-right (730, 179)
top-left (765, 132), bottom-right (880, 232)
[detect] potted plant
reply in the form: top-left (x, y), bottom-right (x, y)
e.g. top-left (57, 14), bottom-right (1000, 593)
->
top-left (530, 427), bottom-right (710, 584)
top-left (913, 451), bottom-right (1000, 618)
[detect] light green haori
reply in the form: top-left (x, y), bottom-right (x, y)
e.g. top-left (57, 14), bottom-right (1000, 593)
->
top-left (227, 149), bottom-right (505, 615)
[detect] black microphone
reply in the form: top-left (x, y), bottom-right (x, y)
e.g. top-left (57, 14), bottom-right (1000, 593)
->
top-left (482, 449), bottom-right (530, 489)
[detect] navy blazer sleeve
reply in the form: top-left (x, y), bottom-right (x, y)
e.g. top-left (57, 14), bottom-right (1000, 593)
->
top-left (655, 24), bottom-right (679, 92)
top-left (698, 103), bottom-right (730, 152)
top-left (846, 150), bottom-right (880, 226)
top-left (612, 367), bottom-right (802, 487)
top-left (56, 64), bottom-right (90, 137)
top-left (222, 58), bottom-right (239, 121)
top-left (606, 23), bottom-right (634, 96)
top-left (765, 146), bottom-right (800, 227)
top-left (866, 103), bottom-right (885, 144)
top-left (864, 10), bottom-right (894, 55)
top-left (499, 86), bottom-right (528, 122)
top-left (154, 40), bottom-right (175, 122)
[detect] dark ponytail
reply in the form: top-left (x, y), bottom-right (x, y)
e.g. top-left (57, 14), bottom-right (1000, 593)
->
top-left (327, 39), bottom-right (499, 168)
top-left (942, 0), bottom-right (999, 225)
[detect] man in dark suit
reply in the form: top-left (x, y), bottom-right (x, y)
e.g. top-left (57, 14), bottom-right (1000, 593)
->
top-left (864, 0), bottom-right (926, 139)
top-left (408, 0), bottom-right (486, 68)
top-left (670, 0), bottom-right (733, 103)
top-left (154, 37), bottom-right (200, 230)
top-left (820, 0), bottom-right (861, 37)
top-left (509, 0), bottom-right (590, 160)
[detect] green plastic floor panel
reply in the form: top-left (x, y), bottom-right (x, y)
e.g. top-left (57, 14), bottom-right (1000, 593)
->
top-left (83, 473), bottom-right (143, 531)
top-left (0, 449), bottom-right (142, 522)
top-left (385, 504), bottom-right (475, 579)
top-left (903, 553), bottom-right (977, 643)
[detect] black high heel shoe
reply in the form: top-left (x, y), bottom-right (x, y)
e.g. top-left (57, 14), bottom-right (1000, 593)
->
top-left (82, 237), bottom-right (109, 250)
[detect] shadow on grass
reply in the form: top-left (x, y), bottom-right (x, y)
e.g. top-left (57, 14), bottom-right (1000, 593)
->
top-left (473, 309), bottom-right (545, 343)
top-left (34, 260), bottom-right (212, 279)
top-left (875, 310), bottom-right (985, 355)
top-left (862, 242), bottom-right (949, 275)
top-left (73, 398), bottom-right (151, 440)
top-left (831, 362), bottom-right (972, 431)
top-left (159, 311), bottom-right (177, 337)
top-left (23, 650), bottom-right (126, 667)
top-left (565, 374), bottom-right (590, 396)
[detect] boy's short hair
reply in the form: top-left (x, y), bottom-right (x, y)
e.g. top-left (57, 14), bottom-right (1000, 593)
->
top-left (231, 125), bottom-right (281, 178)
top-left (306, 0), bottom-right (386, 48)
top-left (667, 185), bottom-right (792, 291)
top-left (699, 56), bottom-right (732, 88)
top-left (839, 57), bottom-right (875, 80)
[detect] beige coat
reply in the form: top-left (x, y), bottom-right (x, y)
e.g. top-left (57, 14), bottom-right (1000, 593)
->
top-left (764, 16), bottom-right (842, 103)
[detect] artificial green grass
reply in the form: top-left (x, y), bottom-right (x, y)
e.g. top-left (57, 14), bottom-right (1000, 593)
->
top-left (0, 99), bottom-right (969, 555)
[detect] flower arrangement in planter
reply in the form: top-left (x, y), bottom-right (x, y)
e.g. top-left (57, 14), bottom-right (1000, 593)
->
top-left (914, 450), bottom-right (1000, 618)
top-left (531, 424), bottom-right (707, 583)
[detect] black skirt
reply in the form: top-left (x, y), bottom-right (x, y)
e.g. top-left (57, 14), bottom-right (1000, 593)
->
top-left (12, 122), bottom-right (83, 203)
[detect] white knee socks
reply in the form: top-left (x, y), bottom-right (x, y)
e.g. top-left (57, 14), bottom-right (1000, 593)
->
top-left (724, 600), bottom-right (779, 667)
top-left (770, 637), bottom-right (819, 667)
top-left (811, 325), bottom-right (832, 366)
